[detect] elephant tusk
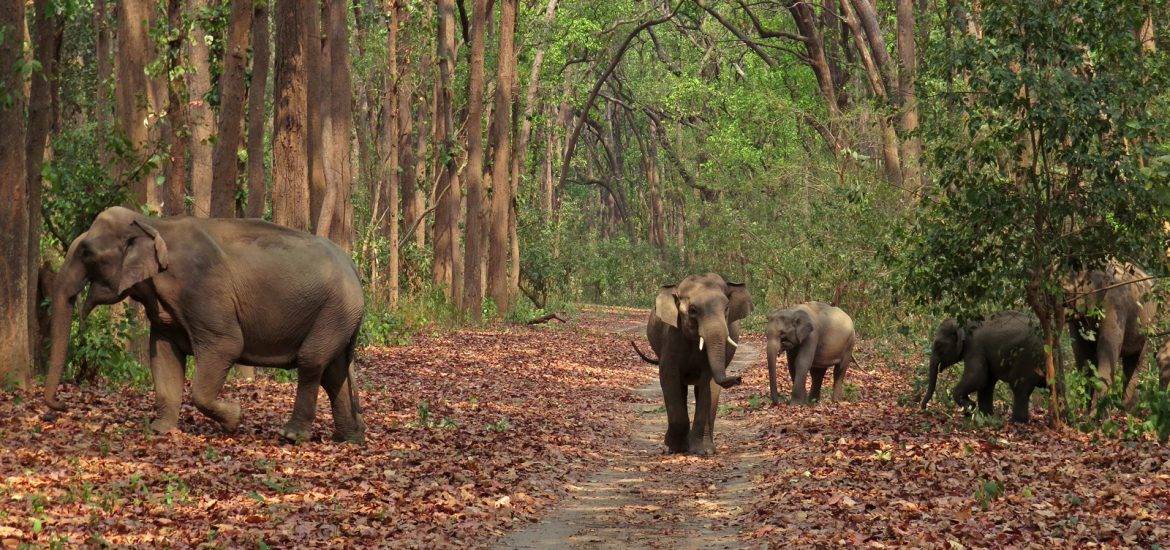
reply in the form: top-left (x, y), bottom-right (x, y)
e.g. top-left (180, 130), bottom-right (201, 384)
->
top-left (699, 337), bottom-right (705, 351)
top-left (727, 336), bottom-right (738, 348)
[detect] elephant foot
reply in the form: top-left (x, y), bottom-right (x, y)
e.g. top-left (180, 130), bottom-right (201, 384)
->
top-left (332, 417), bottom-right (367, 444)
top-left (279, 421), bottom-right (312, 443)
top-left (688, 437), bottom-right (716, 457)
top-left (219, 401), bottom-right (242, 432)
top-left (149, 417), bottom-right (179, 434)
top-left (664, 431), bottom-right (689, 454)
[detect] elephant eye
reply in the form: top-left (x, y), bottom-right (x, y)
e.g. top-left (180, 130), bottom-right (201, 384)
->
top-left (688, 305), bottom-right (699, 316)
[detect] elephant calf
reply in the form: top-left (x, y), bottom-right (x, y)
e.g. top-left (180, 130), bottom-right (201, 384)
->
top-left (920, 311), bottom-right (1046, 422)
top-left (765, 302), bottom-right (856, 405)
top-left (632, 273), bottom-right (752, 456)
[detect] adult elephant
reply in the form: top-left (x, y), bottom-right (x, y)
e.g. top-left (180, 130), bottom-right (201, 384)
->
top-left (44, 207), bottom-right (366, 443)
top-left (765, 302), bottom-right (855, 405)
top-left (631, 273), bottom-right (751, 456)
top-left (1065, 261), bottom-right (1156, 410)
top-left (920, 311), bottom-right (1046, 422)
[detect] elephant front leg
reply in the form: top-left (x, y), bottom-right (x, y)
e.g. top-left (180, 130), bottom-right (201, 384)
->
top-left (191, 350), bottom-right (242, 432)
top-left (688, 378), bottom-right (720, 456)
top-left (659, 367), bottom-right (689, 453)
top-left (809, 368), bottom-right (828, 402)
top-left (148, 333), bottom-right (186, 434)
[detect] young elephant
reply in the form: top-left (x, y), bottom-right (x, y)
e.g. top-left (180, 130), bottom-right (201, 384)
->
top-left (632, 273), bottom-right (752, 455)
top-left (766, 302), bottom-right (855, 405)
top-left (920, 311), bottom-right (1046, 422)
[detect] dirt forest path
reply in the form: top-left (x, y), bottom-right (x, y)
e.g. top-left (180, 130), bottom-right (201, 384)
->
top-left (501, 316), bottom-right (766, 549)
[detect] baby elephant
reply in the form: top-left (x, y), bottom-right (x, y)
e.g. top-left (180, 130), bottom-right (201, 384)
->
top-left (766, 302), bottom-right (856, 405)
top-left (920, 311), bottom-right (1046, 422)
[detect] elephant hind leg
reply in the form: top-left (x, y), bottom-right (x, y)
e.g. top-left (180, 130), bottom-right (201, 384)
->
top-left (831, 344), bottom-right (853, 403)
top-left (976, 383), bottom-right (995, 417)
top-left (281, 315), bottom-right (355, 443)
top-left (952, 358), bottom-right (986, 413)
top-left (1011, 383), bottom-right (1035, 423)
top-left (1120, 349), bottom-right (1145, 411)
top-left (321, 349), bottom-right (366, 443)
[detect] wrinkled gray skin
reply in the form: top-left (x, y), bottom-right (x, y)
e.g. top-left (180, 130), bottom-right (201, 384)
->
top-left (1065, 263), bottom-right (1156, 411)
top-left (45, 207), bottom-right (366, 443)
top-left (766, 302), bottom-right (855, 405)
top-left (920, 311), bottom-right (1046, 422)
top-left (640, 273), bottom-right (751, 456)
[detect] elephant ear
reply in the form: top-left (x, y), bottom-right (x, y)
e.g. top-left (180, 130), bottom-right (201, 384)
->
top-left (117, 220), bottom-right (170, 294)
top-left (792, 310), bottom-right (815, 344)
top-left (655, 285), bottom-right (680, 328)
top-left (726, 282), bottom-right (752, 323)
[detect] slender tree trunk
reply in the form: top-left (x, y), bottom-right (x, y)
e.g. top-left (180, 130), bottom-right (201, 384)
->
top-left (542, 111), bottom-right (555, 214)
top-left (315, 0), bottom-right (355, 250)
top-left (272, 0), bottom-right (311, 230)
top-left (461, 0), bottom-right (489, 318)
top-left (306, 1), bottom-right (326, 230)
top-left (896, 0), bottom-right (923, 192)
top-left (1, 0), bottom-right (30, 388)
top-left (515, 0), bottom-right (559, 171)
top-left (839, 0), bottom-right (903, 187)
top-left (488, 0), bottom-right (518, 311)
top-left (432, 0), bottom-right (460, 298)
top-left (245, 0), bottom-right (271, 219)
top-left (161, 0), bottom-right (190, 217)
top-left (188, 0), bottom-right (215, 216)
top-left (384, 1), bottom-right (403, 307)
top-left (115, 0), bottom-right (157, 206)
top-left (95, 0), bottom-right (112, 146)
top-left (209, 0), bottom-right (254, 217)
top-left (26, 0), bottom-right (62, 371)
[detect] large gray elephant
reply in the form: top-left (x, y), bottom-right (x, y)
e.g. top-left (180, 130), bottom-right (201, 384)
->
top-left (765, 302), bottom-right (855, 405)
top-left (631, 273), bottom-right (751, 456)
top-left (1065, 262), bottom-right (1156, 410)
top-left (44, 207), bottom-right (366, 443)
top-left (920, 311), bottom-right (1046, 422)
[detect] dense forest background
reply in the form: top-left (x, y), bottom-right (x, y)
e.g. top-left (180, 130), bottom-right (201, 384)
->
top-left (1, 0), bottom-right (1169, 424)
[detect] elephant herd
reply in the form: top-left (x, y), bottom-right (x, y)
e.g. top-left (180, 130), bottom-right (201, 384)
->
top-left (634, 267), bottom-right (1170, 456)
top-left (37, 208), bottom-right (1170, 456)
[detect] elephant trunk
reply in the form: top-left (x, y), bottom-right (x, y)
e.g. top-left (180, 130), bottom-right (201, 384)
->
top-left (766, 340), bottom-right (780, 405)
top-left (44, 243), bottom-right (88, 411)
top-left (701, 320), bottom-right (741, 389)
top-left (920, 355), bottom-right (940, 409)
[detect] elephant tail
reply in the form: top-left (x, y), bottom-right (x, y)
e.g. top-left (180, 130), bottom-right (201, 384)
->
top-left (345, 327), bottom-right (363, 418)
top-left (630, 340), bottom-right (660, 365)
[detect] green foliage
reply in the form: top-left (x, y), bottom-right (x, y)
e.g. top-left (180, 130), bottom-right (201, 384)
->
top-left (68, 305), bottom-right (148, 388)
top-left (41, 126), bottom-right (131, 247)
top-left (974, 478), bottom-right (1005, 510)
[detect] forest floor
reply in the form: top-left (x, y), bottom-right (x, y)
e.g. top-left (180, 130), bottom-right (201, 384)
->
top-left (2, 308), bottom-right (1169, 548)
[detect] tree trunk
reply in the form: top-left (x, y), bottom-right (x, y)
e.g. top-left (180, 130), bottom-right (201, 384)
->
top-left (272, 0), bottom-right (312, 231)
top-left (315, 0), bottom-right (355, 250)
top-left (488, 0), bottom-right (518, 312)
top-left (160, 0), bottom-right (190, 217)
top-left (188, 0), bottom-right (215, 217)
top-left (896, 0), bottom-right (923, 192)
top-left (515, 0), bottom-right (559, 172)
top-left (210, 0), bottom-right (254, 218)
top-left (95, 0), bottom-right (112, 148)
top-left (1, 0), bottom-right (31, 388)
top-left (26, 0), bottom-right (62, 371)
top-left (306, 1), bottom-right (326, 230)
top-left (115, 0), bottom-right (157, 206)
top-left (384, 1), bottom-right (403, 308)
top-left (461, 0), bottom-right (489, 318)
top-left (839, 0), bottom-right (903, 188)
top-left (245, 0), bottom-right (271, 219)
top-left (432, 0), bottom-right (460, 299)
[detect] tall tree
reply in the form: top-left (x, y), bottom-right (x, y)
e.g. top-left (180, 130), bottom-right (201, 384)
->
top-left (306, 1), bottom-right (327, 228)
top-left (160, 0), bottom-right (191, 217)
top-left (245, 0), bottom-right (271, 219)
top-left (383, 0), bottom-right (405, 307)
top-left (0, 0), bottom-right (30, 388)
top-left (315, 0), bottom-right (356, 250)
top-left (896, 0), bottom-right (922, 191)
top-left (461, 0), bottom-right (489, 317)
top-left (115, 0), bottom-right (159, 205)
top-left (188, 0), bottom-right (215, 216)
top-left (432, 0), bottom-right (461, 298)
top-left (210, 0), bottom-right (255, 217)
top-left (26, 0), bottom-right (63, 370)
top-left (487, 0), bottom-right (518, 310)
top-left (272, 0), bottom-right (311, 230)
